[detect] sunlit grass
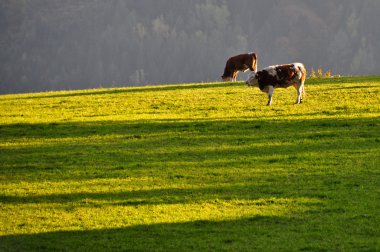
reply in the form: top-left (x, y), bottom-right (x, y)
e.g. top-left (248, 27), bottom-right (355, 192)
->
top-left (0, 76), bottom-right (379, 251)
top-left (1, 76), bottom-right (379, 124)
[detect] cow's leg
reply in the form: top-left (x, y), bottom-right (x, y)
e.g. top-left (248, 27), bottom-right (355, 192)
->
top-left (295, 81), bottom-right (305, 104)
top-left (295, 83), bottom-right (303, 104)
top-left (300, 83), bottom-right (305, 102)
top-left (233, 71), bottom-right (238, 82)
top-left (267, 86), bottom-right (274, 106)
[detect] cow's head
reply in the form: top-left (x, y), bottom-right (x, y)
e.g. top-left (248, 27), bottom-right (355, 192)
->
top-left (222, 75), bottom-right (231, 81)
top-left (221, 75), bottom-right (232, 82)
top-left (245, 71), bottom-right (259, 87)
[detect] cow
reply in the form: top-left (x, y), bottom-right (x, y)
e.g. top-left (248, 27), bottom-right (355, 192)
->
top-left (222, 52), bottom-right (258, 82)
top-left (246, 62), bottom-right (306, 106)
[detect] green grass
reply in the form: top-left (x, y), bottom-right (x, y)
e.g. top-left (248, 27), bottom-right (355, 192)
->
top-left (1, 76), bottom-right (379, 251)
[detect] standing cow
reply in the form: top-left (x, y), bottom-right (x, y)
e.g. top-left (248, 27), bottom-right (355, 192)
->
top-left (246, 62), bottom-right (306, 106)
top-left (222, 52), bottom-right (258, 82)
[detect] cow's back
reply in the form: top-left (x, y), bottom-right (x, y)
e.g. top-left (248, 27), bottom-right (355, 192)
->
top-left (228, 53), bottom-right (256, 71)
top-left (222, 52), bottom-right (258, 81)
top-left (259, 63), bottom-right (305, 89)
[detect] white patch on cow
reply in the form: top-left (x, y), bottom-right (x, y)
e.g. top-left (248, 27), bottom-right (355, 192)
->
top-left (247, 71), bottom-right (255, 80)
top-left (265, 65), bottom-right (277, 77)
top-left (267, 86), bottom-right (274, 106)
top-left (292, 62), bottom-right (305, 80)
top-left (292, 62), bottom-right (303, 69)
top-left (246, 72), bottom-right (258, 87)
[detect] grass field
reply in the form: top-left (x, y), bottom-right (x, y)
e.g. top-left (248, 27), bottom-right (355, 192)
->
top-left (1, 76), bottom-right (379, 251)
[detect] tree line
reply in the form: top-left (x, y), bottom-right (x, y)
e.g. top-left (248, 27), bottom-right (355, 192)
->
top-left (1, 0), bottom-right (379, 94)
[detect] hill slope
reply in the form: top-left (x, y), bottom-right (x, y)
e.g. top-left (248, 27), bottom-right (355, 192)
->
top-left (1, 77), bottom-right (380, 251)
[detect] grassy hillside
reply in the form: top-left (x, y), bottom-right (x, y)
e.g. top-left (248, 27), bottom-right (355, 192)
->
top-left (1, 76), bottom-right (379, 251)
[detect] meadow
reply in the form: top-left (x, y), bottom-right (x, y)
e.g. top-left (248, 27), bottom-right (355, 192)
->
top-left (1, 76), bottom-right (379, 251)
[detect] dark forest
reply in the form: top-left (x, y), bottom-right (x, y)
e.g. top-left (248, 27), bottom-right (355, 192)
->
top-left (1, 0), bottom-right (379, 94)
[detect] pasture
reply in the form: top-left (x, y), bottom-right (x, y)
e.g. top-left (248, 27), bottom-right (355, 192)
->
top-left (1, 76), bottom-right (379, 251)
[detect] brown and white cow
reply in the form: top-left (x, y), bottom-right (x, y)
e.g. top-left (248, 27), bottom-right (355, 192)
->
top-left (222, 53), bottom-right (258, 82)
top-left (246, 62), bottom-right (306, 106)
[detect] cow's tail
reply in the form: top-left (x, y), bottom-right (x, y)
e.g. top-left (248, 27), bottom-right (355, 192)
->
top-left (300, 65), bottom-right (306, 83)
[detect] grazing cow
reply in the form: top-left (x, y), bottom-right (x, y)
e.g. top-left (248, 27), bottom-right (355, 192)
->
top-left (246, 62), bottom-right (306, 106)
top-left (222, 52), bottom-right (258, 82)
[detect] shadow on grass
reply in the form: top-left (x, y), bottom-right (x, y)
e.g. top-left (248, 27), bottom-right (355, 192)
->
top-left (1, 116), bottom-right (378, 140)
top-left (329, 85), bottom-right (377, 90)
top-left (0, 215), bottom-right (338, 252)
top-left (1, 117), bottom-right (379, 251)
top-left (2, 211), bottom-right (375, 252)
top-left (0, 181), bottom-right (326, 206)
top-left (1, 117), bottom-right (379, 181)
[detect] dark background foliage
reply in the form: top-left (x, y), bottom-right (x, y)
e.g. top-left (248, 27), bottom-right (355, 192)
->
top-left (1, 0), bottom-right (379, 94)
